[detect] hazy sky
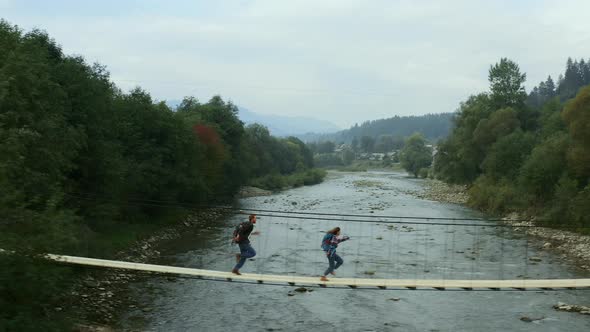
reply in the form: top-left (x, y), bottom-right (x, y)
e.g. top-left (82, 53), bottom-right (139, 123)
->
top-left (2, 0), bottom-right (590, 127)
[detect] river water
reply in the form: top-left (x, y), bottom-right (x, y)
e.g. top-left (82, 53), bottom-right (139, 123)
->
top-left (119, 171), bottom-right (590, 331)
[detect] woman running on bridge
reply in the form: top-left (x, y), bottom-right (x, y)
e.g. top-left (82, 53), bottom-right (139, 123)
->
top-left (320, 227), bottom-right (350, 281)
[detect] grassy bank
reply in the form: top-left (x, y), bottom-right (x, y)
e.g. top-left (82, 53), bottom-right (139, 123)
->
top-left (326, 160), bottom-right (404, 172)
top-left (249, 169), bottom-right (327, 191)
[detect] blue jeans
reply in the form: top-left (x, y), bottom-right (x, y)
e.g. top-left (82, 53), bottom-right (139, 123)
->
top-left (324, 253), bottom-right (343, 276)
top-left (234, 242), bottom-right (256, 270)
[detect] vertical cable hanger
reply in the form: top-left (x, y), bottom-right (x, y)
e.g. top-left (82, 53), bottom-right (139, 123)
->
top-left (423, 223), bottom-right (429, 277)
top-left (414, 223), bottom-right (419, 281)
top-left (499, 226), bottom-right (505, 280)
top-left (285, 217), bottom-right (290, 275)
top-left (470, 227), bottom-right (478, 280)
top-left (443, 224), bottom-right (449, 283)
top-left (387, 222), bottom-right (394, 278)
top-left (355, 220), bottom-right (362, 278)
top-left (294, 216), bottom-right (300, 275)
top-left (396, 218), bottom-right (401, 279)
top-left (450, 227), bottom-right (456, 279)
top-left (524, 226), bottom-right (530, 281)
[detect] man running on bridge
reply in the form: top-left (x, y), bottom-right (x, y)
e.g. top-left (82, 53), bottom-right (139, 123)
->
top-left (231, 214), bottom-right (259, 275)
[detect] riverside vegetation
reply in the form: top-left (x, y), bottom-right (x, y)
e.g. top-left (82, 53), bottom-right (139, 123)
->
top-left (0, 20), bottom-right (324, 331)
top-left (434, 58), bottom-right (590, 230)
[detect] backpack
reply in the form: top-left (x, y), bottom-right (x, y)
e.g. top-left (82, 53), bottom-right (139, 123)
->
top-left (321, 233), bottom-right (334, 251)
top-left (233, 223), bottom-right (243, 239)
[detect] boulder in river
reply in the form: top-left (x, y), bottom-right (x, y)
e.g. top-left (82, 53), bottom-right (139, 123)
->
top-left (294, 287), bottom-right (310, 293)
top-left (520, 316), bottom-right (544, 322)
top-left (553, 302), bottom-right (590, 315)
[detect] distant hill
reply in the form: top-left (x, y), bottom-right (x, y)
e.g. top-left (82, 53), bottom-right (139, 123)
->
top-left (164, 100), bottom-right (340, 137)
top-left (298, 113), bottom-right (455, 143)
top-left (238, 107), bottom-right (341, 137)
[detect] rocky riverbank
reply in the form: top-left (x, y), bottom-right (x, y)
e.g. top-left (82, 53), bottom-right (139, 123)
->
top-left (70, 208), bottom-right (227, 331)
top-left (416, 178), bottom-right (590, 317)
top-left (417, 179), bottom-right (590, 273)
top-left (500, 213), bottom-right (590, 272)
top-left (419, 179), bottom-right (469, 204)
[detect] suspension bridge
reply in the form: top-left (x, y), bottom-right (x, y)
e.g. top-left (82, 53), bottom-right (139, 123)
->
top-left (49, 254), bottom-right (590, 291)
top-left (49, 206), bottom-right (590, 291)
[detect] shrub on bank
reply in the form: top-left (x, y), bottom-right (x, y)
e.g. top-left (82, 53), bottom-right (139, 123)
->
top-left (301, 168), bottom-right (327, 185)
top-left (250, 174), bottom-right (287, 191)
top-left (468, 176), bottom-right (525, 214)
top-left (250, 169), bottom-right (327, 191)
top-left (334, 165), bottom-right (368, 172)
top-left (0, 254), bottom-right (72, 332)
top-left (418, 167), bottom-right (429, 178)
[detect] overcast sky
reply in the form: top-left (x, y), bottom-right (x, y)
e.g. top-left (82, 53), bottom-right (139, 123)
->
top-left (2, 0), bottom-right (590, 127)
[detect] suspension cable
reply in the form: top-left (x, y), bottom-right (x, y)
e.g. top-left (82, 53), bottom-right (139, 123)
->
top-left (64, 192), bottom-right (589, 229)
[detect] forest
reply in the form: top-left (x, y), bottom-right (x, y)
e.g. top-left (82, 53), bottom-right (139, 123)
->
top-left (434, 57), bottom-right (590, 228)
top-left (0, 20), bottom-right (323, 330)
top-left (299, 112), bottom-right (453, 144)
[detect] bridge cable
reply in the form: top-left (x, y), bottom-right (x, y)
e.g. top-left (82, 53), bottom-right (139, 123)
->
top-left (63, 192), bottom-right (589, 227)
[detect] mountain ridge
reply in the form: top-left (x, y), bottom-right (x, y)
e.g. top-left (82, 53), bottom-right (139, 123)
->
top-left (164, 99), bottom-right (341, 136)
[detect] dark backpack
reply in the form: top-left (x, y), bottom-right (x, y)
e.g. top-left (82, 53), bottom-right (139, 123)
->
top-left (321, 233), bottom-right (334, 251)
top-left (232, 222), bottom-right (252, 242)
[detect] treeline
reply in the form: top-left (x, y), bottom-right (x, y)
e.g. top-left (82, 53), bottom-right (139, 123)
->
top-left (301, 113), bottom-right (453, 143)
top-left (0, 21), bottom-right (322, 330)
top-left (435, 57), bottom-right (590, 228)
top-left (308, 136), bottom-right (405, 154)
top-left (528, 57), bottom-right (590, 108)
top-left (241, 124), bottom-right (324, 190)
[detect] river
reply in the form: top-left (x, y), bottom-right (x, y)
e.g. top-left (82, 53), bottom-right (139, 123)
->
top-left (119, 171), bottom-right (590, 331)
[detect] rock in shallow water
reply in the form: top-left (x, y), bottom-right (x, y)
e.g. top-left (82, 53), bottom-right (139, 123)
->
top-left (553, 302), bottom-right (590, 315)
top-left (520, 316), bottom-right (544, 322)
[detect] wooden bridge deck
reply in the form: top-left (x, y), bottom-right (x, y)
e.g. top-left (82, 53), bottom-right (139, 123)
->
top-left (49, 254), bottom-right (590, 290)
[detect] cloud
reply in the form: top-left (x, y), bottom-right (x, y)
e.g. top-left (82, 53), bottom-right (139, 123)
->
top-left (0, 0), bottom-right (14, 10)
top-left (3, 0), bottom-right (590, 127)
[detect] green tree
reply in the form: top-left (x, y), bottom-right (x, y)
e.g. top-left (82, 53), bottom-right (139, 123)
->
top-left (287, 136), bottom-right (314, 169)
top-left (375, 135), bottom-right (395, 152)
top-left (472, 107), bottom-right (520, 151)
top-left (518, 133), bottom-right (569, 203)
top-left (400, 133), bottom-right (432, 177)
top-left (489, 58), bottom-right (527, 109)
top-left (434, 94), bottom-right (493, 183)
top-left (360, 135), bottom-right (375, 153)
top-left (351, 136), bottom-right (359, 152)
top-left (342, 148), bottom-right (355, 165)
top-left (481, 129), bottom-right (535, 180)
top-left (562, 86), bottom-right (590, 179)
top-left (538, 97), bottom-right (565, 138)
top-left (316, 141), bottom-right (335, 154)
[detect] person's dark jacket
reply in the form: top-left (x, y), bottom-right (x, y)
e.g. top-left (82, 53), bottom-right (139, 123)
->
top-left (235, 221), bottom-right (254, 244)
